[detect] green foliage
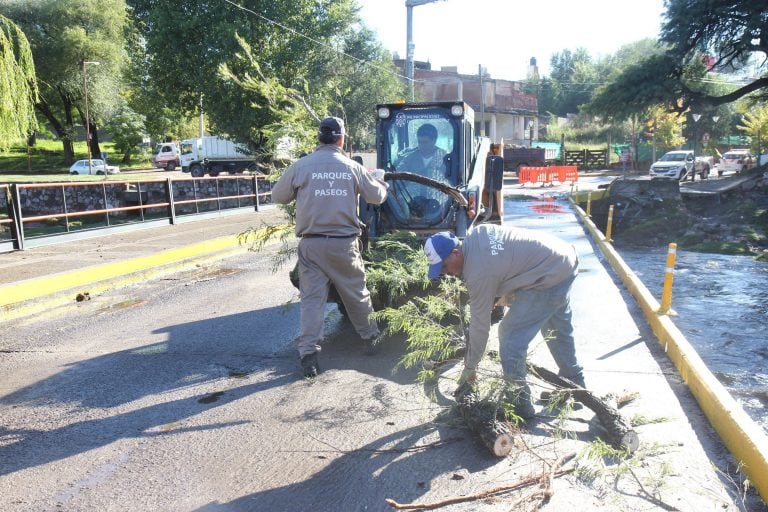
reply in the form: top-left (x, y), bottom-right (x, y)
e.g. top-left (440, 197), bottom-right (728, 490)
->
top-left (4, 0), bottom-right (129, 161)
top-left (546, 48), bottom-right (599, 117)
top-left (644, 105), bottom-right (685, 151)
top-left (0, 139), bottom-right (154, 176)
top-left (364, 234), bottom-right (431, 308)
top-left (737, 105), bottom-right (768, 155)
top-left (0, 15), bottom-right (38, 149)
top-left (662, 0), bottom-right (767, 77)
top-left (589, 53), bottom-right (684, 122)
top-left (238, 223), bottom-right (297, 274)
top-left (218, 33), bottom-right (323, 158)
top-left (129, 0), bottom-right (404, 155)
top-left (591, 1), bottom-right (768, 120)
top-left (373, 277), bottom-right (468, 373)
top-left (580, 438), bottom-right (631, 464)
top-left (106, 105), bottom-right (146, 163)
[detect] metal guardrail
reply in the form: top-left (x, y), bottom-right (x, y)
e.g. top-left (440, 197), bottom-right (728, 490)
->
top-left (0, 184), bottom-right (17, 252)
top-left (1, 175), bottom-right (274, 252)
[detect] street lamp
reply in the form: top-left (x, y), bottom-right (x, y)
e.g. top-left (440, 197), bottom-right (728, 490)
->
top-left (692, 113), bottom-right (701, 157)
top-left (405, 0), bottom-right (445, 101)
top-left (82, 60), bottom-right (100, 175)
top-left (527, 120), bottom-right (534, 145)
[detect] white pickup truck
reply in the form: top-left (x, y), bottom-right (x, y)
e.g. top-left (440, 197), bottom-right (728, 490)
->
top-left (649, 150), bottom-right (712, 181)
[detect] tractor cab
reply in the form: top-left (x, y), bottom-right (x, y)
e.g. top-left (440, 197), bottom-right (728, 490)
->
top-left (361, 101), bottom-right (502, 240)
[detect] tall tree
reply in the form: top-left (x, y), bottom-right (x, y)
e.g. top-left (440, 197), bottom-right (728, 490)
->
top-left (546, 48), bottom-right (598, 116)
top-left (129, 0), bottom-right (404, 151)
top-left (0, 14), bottom-right (38, 149)
top-left (589, 0), bottom-right (768, 119)
top-left (4, 0), bottom-right (128, 163)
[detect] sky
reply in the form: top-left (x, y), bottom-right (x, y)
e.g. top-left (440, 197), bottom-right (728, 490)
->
top-left (356, 0), bottom-right (667, 81)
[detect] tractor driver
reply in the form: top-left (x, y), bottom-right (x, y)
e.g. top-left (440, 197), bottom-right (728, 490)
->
top-left (396, 123), bottom-right (450, 219)
top-left (398, 123), bottom-right (448, 182)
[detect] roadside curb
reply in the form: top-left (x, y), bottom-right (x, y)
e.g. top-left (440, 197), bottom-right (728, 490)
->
top-left (0, 234), bottom-right (250, 323)
top-left (568, 195), bottom-right (768, 503)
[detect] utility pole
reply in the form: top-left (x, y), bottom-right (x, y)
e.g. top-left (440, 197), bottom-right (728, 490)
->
top-left (199, 93), bottom-right (204, 139)
top-left (405, 0), bottom-right (445, 102)
top-left (479, 64), bottom-right (485, 136)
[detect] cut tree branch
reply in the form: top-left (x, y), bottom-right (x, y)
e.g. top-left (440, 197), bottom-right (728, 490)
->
top-left (385, 453), bottom-right (576, 510)
top-left (529, 364), bottom-right (639, 453)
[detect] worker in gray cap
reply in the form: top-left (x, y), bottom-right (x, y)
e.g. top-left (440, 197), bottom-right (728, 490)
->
top-left (272, 116), bottom-right (389, 378)
top-left (424, 224), bottom-right (584, 419)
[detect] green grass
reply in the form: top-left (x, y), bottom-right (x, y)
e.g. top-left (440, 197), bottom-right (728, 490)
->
top-left (0, 139), bottom-right (157, 182)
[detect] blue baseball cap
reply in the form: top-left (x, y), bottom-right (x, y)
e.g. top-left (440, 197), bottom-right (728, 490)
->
top-left (424, 232), bottom-right (459, 279)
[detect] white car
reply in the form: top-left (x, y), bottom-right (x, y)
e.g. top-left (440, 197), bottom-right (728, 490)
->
top-left (69, 159), bottom-right (120, 175)
top-left (718, 150), bottom-right (753, 176)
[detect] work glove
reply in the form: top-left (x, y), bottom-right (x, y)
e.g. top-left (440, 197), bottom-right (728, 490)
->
top-left (371, 169), bottom-right (386, 182)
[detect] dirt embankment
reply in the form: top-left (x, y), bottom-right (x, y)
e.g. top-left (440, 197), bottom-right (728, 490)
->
top-left (586, 172), bottom-right (768, 259)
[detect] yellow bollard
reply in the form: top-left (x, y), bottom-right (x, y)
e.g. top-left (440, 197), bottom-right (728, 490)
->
top-left (605, 204), bottom-right (614, 241)
top-left (586, 191), bottom-right (592, 217)
top-left (659, 242), bottom-right (678, 314)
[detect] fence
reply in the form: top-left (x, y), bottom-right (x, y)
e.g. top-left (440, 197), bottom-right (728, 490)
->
top-left (518, 166), bottom-right (579, 187)
top-left (563, 149), bottom-right (608, 170)
top-left (1, 175), bottom-right (274, 252)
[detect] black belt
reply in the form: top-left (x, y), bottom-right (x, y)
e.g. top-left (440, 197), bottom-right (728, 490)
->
top-left (300, 234), bottom-right (357, 239)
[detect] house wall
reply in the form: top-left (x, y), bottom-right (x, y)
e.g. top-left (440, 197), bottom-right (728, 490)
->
top-left (414, 67), bottom-right (539, 146)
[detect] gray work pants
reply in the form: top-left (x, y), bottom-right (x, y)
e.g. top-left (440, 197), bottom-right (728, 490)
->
top-left (296, 237), bottom-right (379, 356)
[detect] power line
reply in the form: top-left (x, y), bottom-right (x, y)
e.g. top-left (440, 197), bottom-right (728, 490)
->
top-left (220, 0), bottom-right (411, 83)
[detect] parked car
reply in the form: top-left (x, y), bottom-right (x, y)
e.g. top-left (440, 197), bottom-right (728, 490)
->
top-left (69, 159), bottom-right (120, 175)
top-left (649, 150), bottom-right (710, 180)
top-left (718, 150), bottom-right (753, 176)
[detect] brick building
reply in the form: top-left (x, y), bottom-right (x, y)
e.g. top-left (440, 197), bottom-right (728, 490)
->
top-left (395, 59), bottom-right (540, 146)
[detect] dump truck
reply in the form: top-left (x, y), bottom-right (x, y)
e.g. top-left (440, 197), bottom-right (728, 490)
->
top-left (503, 146), bottom-right (546, 173)
top-left (180, 136), bottom-right (258, 177)
top-left (359, 100), bottom-right (504, 241)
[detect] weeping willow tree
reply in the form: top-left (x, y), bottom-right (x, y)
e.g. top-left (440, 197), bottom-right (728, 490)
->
top-left (0, 15), bottom-right (38, 150)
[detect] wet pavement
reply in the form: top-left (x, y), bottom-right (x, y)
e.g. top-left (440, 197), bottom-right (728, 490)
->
top-left (1, 175), bottom-right (767, 510)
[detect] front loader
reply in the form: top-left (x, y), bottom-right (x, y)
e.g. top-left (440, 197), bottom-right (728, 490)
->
top-left (359, 101), bottom-right (505, 244)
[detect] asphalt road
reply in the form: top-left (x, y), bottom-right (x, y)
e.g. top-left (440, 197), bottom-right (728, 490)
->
top-left (2, 183), bottom-right (762, 511)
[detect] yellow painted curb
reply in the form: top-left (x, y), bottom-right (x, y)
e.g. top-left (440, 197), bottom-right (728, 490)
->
top-left (0, 234), bottom-right (249, 322)
top-left (569, 196), bottom-right (768, 503)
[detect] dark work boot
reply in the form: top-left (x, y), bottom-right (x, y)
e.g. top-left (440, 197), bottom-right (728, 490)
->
top-left (300, 352), bottom-right (320, 378)
top-left (362, 334), bottom-right (382, 356)
top-left (502, 384), bottom-right (536, 421)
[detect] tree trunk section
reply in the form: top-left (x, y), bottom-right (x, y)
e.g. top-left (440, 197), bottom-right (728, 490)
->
top-left (529, 364), bottom-right (639, 453)
top-left (456, 389), bottom-right (513, 457)
top-left (36, 97), bottom-right (75, 165)
top-left (89, 121), bottom-right (101, 160)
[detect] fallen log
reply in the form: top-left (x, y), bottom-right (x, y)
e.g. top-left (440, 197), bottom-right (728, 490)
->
top-left (455, 387), bottom-right (513, 457)
top-left (529, 364), bottom-right (640, 453)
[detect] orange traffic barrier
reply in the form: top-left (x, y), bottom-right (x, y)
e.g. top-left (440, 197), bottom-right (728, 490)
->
top-left (555, 166), bottom-right (579, 184)
top-left (519, 166), bottom-right (579, 187)
top-left (518, 166), bottom-right (551, 187)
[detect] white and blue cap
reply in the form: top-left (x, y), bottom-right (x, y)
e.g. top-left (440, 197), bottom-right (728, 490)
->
top-left (424, 231), bottom-right (459, 279)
